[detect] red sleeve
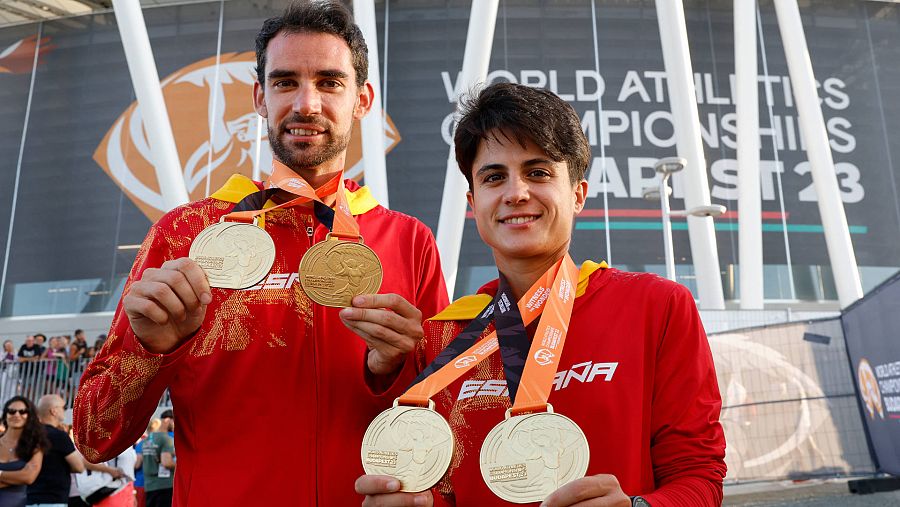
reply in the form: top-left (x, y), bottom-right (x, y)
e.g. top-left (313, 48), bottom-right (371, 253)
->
top-left (73, 220), bottom-right (193, 463)
top-left (642, 284), bottom-right (727, 507)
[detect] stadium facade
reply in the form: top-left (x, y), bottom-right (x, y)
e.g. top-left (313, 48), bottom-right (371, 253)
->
top-left (0, 0), bottom-right (898, 332)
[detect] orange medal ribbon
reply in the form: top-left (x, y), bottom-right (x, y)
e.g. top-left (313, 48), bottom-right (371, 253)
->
top-left (399, 255), bottom-right (579, 416)
top-left (219, 161), bottom-right (361, 242)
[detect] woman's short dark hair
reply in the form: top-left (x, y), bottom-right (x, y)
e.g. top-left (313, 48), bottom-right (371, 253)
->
top-left (2, 396), bottom-right (49, 460)
top-left (454, 83), bottom-right (591, 190)
top-left (255, 0), bottom-right (368, 87)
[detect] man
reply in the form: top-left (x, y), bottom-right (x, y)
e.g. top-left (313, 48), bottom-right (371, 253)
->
top-left (141, 411), bottom-right (175, 507)
top-left (69, 330), bottom-right (88, 362)
top-left (357, 83), bottom-right (726, 506)
top-left (17, 335), bottom-right (44, 401)
top-left (34, 334), bottom-right (46, 352)
top-left (27, 395), bottom-right (85, 507)
top-left (17, 335), bottom-right (42, 362)
top-left (73, 2), bottom-right (448, 506)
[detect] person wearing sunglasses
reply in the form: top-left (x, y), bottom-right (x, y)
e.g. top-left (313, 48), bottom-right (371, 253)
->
top-left (26, 395), bottom-right (85, 507)
top-left (0, 396), bottom-right (48, 507)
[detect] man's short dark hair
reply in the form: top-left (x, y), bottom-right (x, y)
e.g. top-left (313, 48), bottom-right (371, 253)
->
top-left (160, 409), bottom-right (174, 420)
top-left (255, 0), bottom-right (368, 87)
top-left (454, 83), bottom-right (591, 190)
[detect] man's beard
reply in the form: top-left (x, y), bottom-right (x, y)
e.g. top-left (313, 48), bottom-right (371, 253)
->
top-left (268, 115), bottom-right (352, 171)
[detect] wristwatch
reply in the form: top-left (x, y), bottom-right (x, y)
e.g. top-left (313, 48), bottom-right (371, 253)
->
top-left (631, 496), bottom-right (651, 507)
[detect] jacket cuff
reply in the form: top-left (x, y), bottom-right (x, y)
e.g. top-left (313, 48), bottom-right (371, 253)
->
top-left (362, 350), bottom-right (417, 398)
top-left (124, 330), bottom-right (195, 368)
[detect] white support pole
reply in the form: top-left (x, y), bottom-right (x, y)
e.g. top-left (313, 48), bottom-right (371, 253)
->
top-left (655, 0), bottom-right (725, 309)
top-left (252, 114), bottom-right (264, 182)
top-left (353, 0), bottom-right (390, 208)
top-left (660, 176), bottom-right (676, 282)
top-left (112, 0), bottom-right (188, 210)
top-left (435, 0), bottom-right (499, 298)
top-left (735, 0), bottom-right (764, 309)
top-left (773, 0), bottom-right (863, 308)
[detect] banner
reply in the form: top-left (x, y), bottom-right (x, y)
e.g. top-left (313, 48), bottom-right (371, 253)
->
top-left (0, 1), bottom-right (898, 312)
top-left (842, 271), bottom-right (900, 475)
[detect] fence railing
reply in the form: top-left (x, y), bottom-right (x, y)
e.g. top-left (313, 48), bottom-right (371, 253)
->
top-left (0, 358), bottom-right (171, 409)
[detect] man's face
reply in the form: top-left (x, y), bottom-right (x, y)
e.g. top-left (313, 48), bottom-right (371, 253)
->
top-left (52, 401), bottom-right (65, 424)
top-left (163, 416), bottom-right (174, 432)
top-left (35, 335), bottom-right (44, 345)
top-left (25, 336), bottom-right (34, 347)
top-left (254, 31), bottom-right (373, 173)
top-left (466, 133), bottom-right (587, 265)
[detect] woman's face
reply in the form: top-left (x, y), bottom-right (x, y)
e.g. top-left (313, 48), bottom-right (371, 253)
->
top-left (3, 341), bottom-right (12, 353)
top-left (5, 401), bottom-right (29, 431)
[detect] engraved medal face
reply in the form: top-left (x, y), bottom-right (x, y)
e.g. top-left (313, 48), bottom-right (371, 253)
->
top-left (361, 405), bottom-right (454, 492)
top-left (189, 222), bottom-right (275, 289)
top-left (299, 238), bottom-right (383, 307)
top-left (480, 412), bottom-right (589, 503)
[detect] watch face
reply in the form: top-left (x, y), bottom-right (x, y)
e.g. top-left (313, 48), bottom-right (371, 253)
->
top-left (632, 497), bottom-right (651, 507)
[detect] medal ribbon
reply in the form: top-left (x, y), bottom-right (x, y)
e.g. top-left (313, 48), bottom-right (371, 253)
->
top-left (399, 255), bottom-right (579, 415)
top-left (220, 161), bottom-right (362, 241)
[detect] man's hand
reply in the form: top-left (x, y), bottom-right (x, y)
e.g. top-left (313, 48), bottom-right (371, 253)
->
top-left (123, 258), bottom-right (212, 354)
top-left (339, 294), bottom-right (423, 375)
top-left (540, 475), bottom-right (631, 507)
top-left (355, 474), bottom-right (433, 507)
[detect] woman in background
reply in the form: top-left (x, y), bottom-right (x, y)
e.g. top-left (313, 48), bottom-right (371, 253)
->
top-left (0, 396), bottom-right (48, 507)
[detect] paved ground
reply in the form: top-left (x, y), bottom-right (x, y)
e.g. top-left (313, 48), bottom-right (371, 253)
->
top-left (724, 478), bottom-right (900, 506)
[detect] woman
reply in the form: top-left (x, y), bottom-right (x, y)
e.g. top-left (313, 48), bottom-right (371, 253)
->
top-left (1, 343), bottom-right (14, 363)
top-left (0, 396), bottom-right (48, 507)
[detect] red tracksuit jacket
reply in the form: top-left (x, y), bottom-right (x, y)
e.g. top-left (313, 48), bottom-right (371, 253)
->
top-left (417, 263), bottom-right (726, 506)
top-left (74, 175), bottom-right (448, 506)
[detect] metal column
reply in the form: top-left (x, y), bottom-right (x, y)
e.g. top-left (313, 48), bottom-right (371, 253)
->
top-left (353, 0), bottom-right (390, 208)
top-left (736, 0), bottom-right (764, 309)
top-left (112, 0), bottom-right (188, 210)
top-left (435, 0), bottom-right (500, 299)
top-left (655, 0), bottom-right (726, 309)
top-left (773, 0), bottom-right (863, 308)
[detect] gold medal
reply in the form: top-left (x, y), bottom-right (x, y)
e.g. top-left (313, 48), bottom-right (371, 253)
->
top-left (299, 234), bottom-right (383, 307)
top-left (189, 219), bottom-right (275, 289)
top-left (361, 399), bottom-right (454, 492)
top-left (480, 406), bottom-right (589, 503)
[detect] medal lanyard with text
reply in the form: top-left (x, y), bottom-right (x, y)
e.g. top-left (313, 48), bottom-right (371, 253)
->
top-left (223, 160), bottom-right (362, 242)
top-left (399, 255), bottom-right (579, 415)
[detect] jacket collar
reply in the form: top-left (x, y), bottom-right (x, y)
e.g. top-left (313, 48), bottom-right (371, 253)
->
top-left (210, 173), bottom-right (380, 215)
top-left (430, 260), bottom-right (608, 321)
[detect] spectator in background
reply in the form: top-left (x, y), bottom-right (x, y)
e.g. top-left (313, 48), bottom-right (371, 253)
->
top-left (43, 341), bottom-right (68, 399)
top-left (84, 336), bottom-right (106, 363)
top-left (26, 395), bottom-right (85, 507)
top-left (141, 412), bottom-right (173, 507)
top-left (16, 338), bottom-right (43, 402)
top-left (1, 344), bottom-right (18, 405)
top-left (30, 338), bottom-right (44, 360)
top-left (0, 396), bottom-right (48, 507)
top-left (67, 334), bottom-right (86, 364)
top-left (132, 419), bottom-right (160, 507)
top-left (74, 440), bottom-right (136, 507)
top-left (16, 339), bottom-right (40, 363)
top-left (2, 343), bottom-right (16, 364)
